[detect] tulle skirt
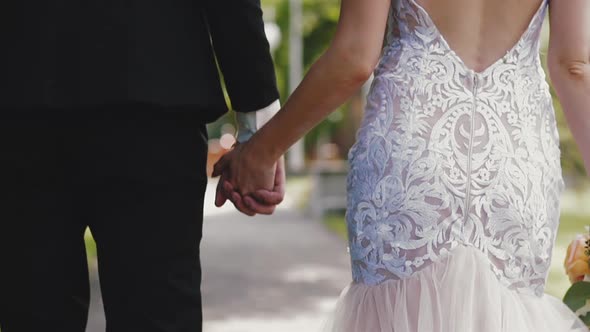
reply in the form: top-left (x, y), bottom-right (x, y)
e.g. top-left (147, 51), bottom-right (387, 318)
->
top-left (322, 245), bottom-right (587, 332)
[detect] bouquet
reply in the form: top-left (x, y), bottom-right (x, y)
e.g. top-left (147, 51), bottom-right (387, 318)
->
top-left (563, 229), bottom-right (590, 326)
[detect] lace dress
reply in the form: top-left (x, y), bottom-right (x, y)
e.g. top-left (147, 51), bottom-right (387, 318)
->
top-left (323, 0), bottom-right (587, 331)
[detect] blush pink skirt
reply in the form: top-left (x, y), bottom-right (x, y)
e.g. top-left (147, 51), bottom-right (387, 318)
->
top-left (322, 245), bottom-right (587, 332)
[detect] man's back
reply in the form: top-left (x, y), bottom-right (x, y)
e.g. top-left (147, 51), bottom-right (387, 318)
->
top-left (1, 2), bottom-right (281, 332)
top-left (4, 0), bottom-right (279, 122)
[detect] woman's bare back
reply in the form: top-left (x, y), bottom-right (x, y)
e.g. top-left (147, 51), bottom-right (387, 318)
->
top-left (415, 0), bottom-right (544, 72)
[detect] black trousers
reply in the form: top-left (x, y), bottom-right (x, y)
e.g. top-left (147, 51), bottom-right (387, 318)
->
top-left (0, 105), bottom-right (208, 332)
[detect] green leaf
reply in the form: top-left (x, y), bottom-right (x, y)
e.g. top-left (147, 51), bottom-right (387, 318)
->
top-left (580, 311), bottom-right (590, 326)
top-left (563, 282), bottom-right (590, 312)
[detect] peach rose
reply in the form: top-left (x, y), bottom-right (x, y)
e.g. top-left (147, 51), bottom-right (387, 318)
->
top-left (565, 234), bottom-right (590, 284)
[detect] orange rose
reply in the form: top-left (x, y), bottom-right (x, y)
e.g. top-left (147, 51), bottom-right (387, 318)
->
top-left (565, 234), bottom-right (590, 284)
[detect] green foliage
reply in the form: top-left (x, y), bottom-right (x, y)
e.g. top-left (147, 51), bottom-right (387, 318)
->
top-left (563, 281), bottom-right (590, 325)
top-left (323, 213), bottom-right (348, 240)
top-left (264, 0), bottom-right (349, 158)
top-left (264, 0), bottom-right (340, 99)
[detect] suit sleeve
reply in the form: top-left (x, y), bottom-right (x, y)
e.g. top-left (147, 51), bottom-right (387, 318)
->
top-left (204, 0), bottom-right (280, 113)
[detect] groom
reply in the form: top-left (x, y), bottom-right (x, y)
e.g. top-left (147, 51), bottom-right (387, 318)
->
top-left (0, 1), bottom-right (284, 332)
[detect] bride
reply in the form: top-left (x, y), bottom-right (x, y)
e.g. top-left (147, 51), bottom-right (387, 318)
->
top-left (214, 0), bottom-right (590, 330)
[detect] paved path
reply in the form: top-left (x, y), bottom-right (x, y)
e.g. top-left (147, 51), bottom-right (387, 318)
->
top-left (86, 178), bottom-right (351, 332)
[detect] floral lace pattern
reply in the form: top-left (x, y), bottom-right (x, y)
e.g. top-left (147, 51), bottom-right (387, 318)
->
top-left (346, 0), bottom-right (563, 296)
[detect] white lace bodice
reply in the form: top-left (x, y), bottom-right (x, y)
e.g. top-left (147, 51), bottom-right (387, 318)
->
top-left (346, 0), bottom-right (564, 296)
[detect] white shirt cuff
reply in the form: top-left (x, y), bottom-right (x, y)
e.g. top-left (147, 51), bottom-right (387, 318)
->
top-left (235, 99), bottom-right (281, 143)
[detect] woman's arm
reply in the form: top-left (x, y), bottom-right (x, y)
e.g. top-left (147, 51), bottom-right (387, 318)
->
top-left (213, 0), bottom-right (391, 199)
top-left (246, 0), bottom-right (392, 165)
top-left (547, 0), bottom-right (590, 174)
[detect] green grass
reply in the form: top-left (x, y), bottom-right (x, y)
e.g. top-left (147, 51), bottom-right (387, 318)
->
top-left (324, 214), bottom-right (348, 240)
top-left (323, 212), bottom-right (588, 299)
top-left (324, 213), bottom-right (348, 240)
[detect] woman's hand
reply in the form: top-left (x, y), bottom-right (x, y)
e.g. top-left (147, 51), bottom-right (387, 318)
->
top-left (212, 142), bottom-right (285, 216)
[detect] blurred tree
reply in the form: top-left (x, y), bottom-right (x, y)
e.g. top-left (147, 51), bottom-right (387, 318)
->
top-left (263, 0), bottom-right (357, 161)
top-left (209, 0), bottom-right (346, 158)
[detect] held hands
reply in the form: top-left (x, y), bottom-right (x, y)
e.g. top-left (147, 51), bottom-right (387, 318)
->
top-left (212, 141), bottom-right (285, 216)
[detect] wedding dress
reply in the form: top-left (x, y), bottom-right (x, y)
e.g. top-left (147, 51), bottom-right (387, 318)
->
top-left (324, 0), bottom-right (588, 330)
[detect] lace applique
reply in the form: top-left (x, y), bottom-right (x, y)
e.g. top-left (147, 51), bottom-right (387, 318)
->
top-left (347, 0), bottom-right (562, 296)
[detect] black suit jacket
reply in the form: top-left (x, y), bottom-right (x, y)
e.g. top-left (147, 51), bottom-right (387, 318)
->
top-left (3, 0), bottom-right (279, 123)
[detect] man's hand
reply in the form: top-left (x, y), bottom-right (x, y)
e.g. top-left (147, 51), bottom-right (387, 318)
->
top-left (214, 167), bottom-right (257, 216)
top-left (213, 143), bottom-right (285, 216)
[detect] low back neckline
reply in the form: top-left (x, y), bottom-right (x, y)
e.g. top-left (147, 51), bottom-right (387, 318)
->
top-left (405, 0), bottom-right (548, 76)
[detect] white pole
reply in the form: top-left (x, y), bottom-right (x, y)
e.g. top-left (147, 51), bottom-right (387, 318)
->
top-left (288, 0), bottom-right (306, 173)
